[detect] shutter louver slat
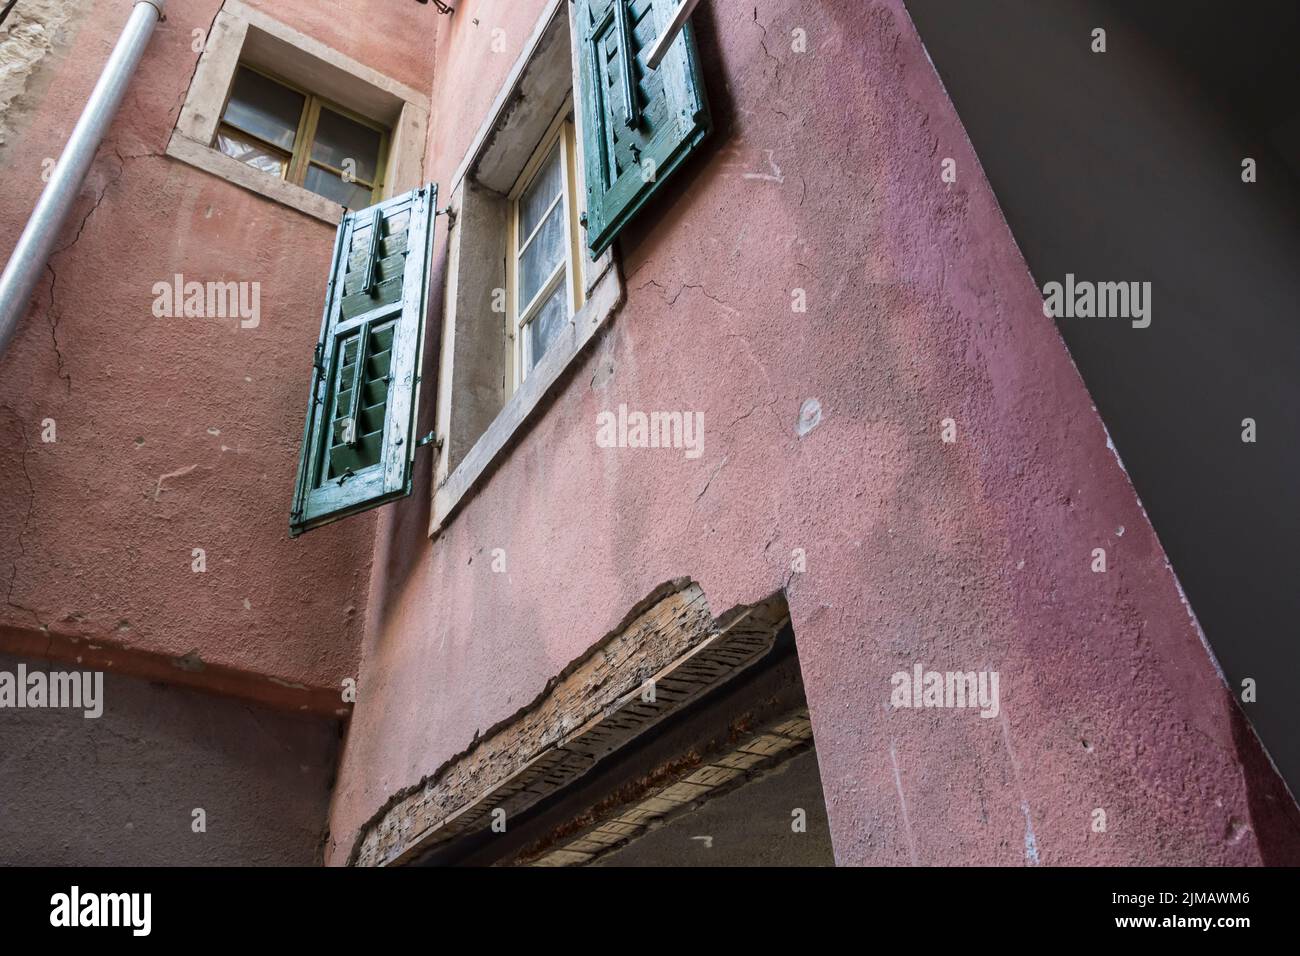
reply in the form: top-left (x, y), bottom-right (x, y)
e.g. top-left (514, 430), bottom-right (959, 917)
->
top-left (289, 184), bottom-right (438, 536)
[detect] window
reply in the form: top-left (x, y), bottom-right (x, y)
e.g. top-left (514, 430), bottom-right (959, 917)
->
top-left (508, 117), bottom-right (584, 390)
top-left (279, 0), bottom-right (716, 537)
top-left (216, 65), bottom-right (388, 210)
top-left (428, 0), bottom-right (667, 537)
top-left (167, 0), bottom-right (429, 225)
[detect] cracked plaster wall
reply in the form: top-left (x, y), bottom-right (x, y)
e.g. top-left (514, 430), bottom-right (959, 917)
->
top-left (0, 0), bottom-right (435, 707)
top-left (327, 0), bottom-right (1300, 866)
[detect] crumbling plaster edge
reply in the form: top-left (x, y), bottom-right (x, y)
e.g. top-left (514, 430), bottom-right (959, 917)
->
top-left (340, 577), bottom-right (733, 866)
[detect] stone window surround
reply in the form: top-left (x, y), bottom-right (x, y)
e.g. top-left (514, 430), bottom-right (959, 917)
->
top-left (165, 0), bottom-right (430, 225)
top-left (429, 0), bottom-right (624, 537)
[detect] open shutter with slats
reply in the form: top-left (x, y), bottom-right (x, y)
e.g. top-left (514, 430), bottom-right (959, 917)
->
top-left (290, 184), bottom-right (437, 536)
top-left (577, 0), bottom-right (711, 256)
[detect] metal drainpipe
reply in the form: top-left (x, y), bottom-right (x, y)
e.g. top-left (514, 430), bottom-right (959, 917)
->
top-left (0, 0), bottom-right (166, 359)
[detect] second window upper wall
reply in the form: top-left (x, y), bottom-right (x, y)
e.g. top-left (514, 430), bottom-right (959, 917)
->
top-left (167, 0), bottom-right (429, 225)
top-left (428, 0), bottom-right (713, 536)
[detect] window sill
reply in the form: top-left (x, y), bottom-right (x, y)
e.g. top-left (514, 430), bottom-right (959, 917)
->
top-left (165, 133), bottom-right (344, 224)
top-left (430, 260), bottom-right (623, 537)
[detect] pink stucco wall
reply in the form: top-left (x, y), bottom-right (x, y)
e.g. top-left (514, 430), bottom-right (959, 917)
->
top-left (0, 0), bottom-right (436, 708)
top-left (1, 0), bottom-right (1294, 866)
top-left (326, 0), bottom-right (1300, 864)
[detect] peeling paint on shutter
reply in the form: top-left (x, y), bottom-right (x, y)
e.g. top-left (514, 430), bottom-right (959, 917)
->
top-left (290, 184), bottom-right (437, 537)
top-left (578, 0), bottom-right (711, 256)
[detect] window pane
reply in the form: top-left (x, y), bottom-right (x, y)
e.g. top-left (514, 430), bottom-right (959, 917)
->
top-left (304, 164), bottom-right (373, 209)
top-left (221, 67), bottom-right (304, 151)
top-left (311, 108), bottom-right (382, 184)
top-left (518, 201), bottom-right (566, 309)
top-left (527, 280), bottom-right (568, 371)
top-left (518, 141), bottom-right (564, 240)
top-left (215, 125), bottom-right (289, 177)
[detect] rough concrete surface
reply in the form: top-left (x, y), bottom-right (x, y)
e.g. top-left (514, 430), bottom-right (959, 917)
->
top-left (0, 652), bottom-right (339, 864)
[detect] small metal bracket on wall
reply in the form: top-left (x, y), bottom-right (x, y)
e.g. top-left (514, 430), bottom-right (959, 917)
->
top-left (415, 1), bottom-right (455, 14)
top-left (417, 431), bottom-right (443, 451)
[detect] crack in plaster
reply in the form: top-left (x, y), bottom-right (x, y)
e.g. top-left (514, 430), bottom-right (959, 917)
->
top-left (750, 7), bottom-right (781, 77)
top-left (2, 408), bottom-right (45, 631)
top-left (42, 144), bottom-right (140, 393)
top-left (633, 278), bottom-right (739, 315)
top-left (693, 454), bottom-right (727, 504)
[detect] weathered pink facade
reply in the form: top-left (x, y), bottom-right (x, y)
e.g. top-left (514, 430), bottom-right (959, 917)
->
top-left (1, 0), bottom-right (1296, 865)
top-left (0, 0), bottom-right (437, 709)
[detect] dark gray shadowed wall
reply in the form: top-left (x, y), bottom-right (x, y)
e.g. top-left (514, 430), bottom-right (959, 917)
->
top-left (903, 0), bottom-right (1300, 794)
top-left (0, 652), bottom-right (339, 865)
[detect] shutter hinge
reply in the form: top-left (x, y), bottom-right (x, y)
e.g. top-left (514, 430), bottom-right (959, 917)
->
top-left (312, 342), bottom-right (325, 373)
top-left (436, 205), bottom-right (456, 228)
top-left (579, 211), bottom-right (588, 228)
top-left (417, 431), bottom-right (443, 450)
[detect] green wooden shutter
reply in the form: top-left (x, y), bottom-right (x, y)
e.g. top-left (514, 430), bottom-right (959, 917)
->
top-left (577, 0), bottom-right (711, 257)
top-left (289, 184), bottom-right (437, 536)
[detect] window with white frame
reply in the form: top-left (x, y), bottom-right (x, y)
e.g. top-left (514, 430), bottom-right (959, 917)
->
top-left (428, 0), bottom-right (626, 537)
top-left (508, 115), bottom-right (584, 390)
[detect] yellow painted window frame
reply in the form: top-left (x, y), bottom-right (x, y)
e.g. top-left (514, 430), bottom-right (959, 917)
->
top-left (214, 63), bottom-right (392, 205)
top-left (506, 108), bottom-right (584, 394)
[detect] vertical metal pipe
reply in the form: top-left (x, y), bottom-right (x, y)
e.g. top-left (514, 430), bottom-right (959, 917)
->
top-left (0, 0), bottom-right (166, 359)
